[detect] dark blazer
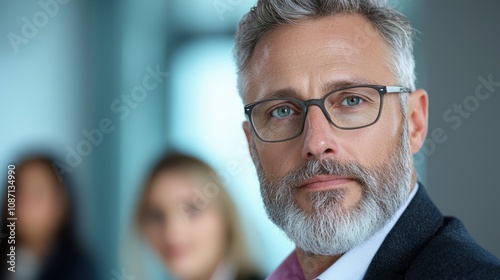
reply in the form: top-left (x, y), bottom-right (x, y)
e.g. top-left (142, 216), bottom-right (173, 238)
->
top-left (38, 240), bottom-right (98, 280)
top-left (364, 183), bottom-right (500, 279)
top-left (236, 271), bottom-right (266, 280)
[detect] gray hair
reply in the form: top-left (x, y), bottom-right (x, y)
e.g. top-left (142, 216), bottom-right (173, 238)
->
top-left (234, 0), bottom-right (416, 103)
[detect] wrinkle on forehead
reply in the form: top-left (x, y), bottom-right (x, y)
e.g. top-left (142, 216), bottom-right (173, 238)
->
top-left (256, 34), bottom-right (363, 66)
top-left (246, 14), bottom-right (393, 102)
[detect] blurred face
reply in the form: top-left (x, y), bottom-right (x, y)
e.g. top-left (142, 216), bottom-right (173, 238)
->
top-left (141, 171), bottom-right (227, 279)
top-left (243, 15), bottom-right (428, 254)
top-left (17, 162), bottom-right (67, 245)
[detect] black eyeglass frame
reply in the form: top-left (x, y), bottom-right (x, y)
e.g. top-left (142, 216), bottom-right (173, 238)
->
top-left (244, 85), bottom-right (411, 143)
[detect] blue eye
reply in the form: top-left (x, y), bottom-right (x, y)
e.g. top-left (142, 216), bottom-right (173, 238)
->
top-left (341, 96), bottom-right (363, 106)
top-left (271, 106), bottom-right (295, 118)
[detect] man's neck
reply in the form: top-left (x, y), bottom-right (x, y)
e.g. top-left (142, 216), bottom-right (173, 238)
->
top-left (296, 249), bottom-right (342, 280)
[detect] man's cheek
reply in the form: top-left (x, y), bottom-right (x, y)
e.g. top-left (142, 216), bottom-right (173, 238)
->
top-left (261, 145), bottom-right (297, 178)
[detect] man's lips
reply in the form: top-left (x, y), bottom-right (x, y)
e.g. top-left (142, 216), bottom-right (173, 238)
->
top-left (299, 175), bottom-right (355, 191)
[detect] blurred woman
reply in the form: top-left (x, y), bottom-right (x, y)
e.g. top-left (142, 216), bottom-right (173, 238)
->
top-left (136, 152), bottom-right (263, 280)
top-left (0, 155), bottom-right (97, 280)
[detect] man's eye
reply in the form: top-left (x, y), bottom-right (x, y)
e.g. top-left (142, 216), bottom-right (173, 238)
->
top-left (341, 96), bottom-right (363, 106)
top-left (271, 106), bottom-right (295, 118)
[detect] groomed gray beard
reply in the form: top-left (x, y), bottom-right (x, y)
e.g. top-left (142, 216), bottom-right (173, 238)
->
top-left (252, 123), bottom-right (413, 256)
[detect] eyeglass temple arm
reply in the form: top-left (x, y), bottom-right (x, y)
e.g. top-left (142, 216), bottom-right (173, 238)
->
top-left (386, 86), bottom-right (411, 93)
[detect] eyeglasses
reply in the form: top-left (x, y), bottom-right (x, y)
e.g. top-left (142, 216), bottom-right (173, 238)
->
top-left (244, 85), bottom-right (410, 143)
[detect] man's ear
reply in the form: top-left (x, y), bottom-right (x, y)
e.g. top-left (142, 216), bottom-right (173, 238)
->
top-left (243, 121), bottom-right (254, 159)
top-left (408, 89), bottom-right (429, 154)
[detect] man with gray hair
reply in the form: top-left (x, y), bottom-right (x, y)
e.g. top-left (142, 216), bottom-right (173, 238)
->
top-left (234, 0), bottom-right (500, 279)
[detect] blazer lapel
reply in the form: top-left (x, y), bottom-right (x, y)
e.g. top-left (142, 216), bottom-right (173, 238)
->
top-left (363, 183), bottom-right (444, 279)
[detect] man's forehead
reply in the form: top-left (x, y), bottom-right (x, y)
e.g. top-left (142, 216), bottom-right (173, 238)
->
top-left (251, 13), bottom-right (383, 61)
top-left (245, 14), bottom-right (392, 102)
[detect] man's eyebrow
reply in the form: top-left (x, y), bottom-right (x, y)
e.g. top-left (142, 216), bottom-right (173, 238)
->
top-left (261, 88), bottom-right (302, 100)
top-left (259, 78), bottom-right (375, 101)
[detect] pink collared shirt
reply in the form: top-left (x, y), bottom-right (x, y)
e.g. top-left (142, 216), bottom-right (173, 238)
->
top-left (267, 250), bottom-right (305, 280)
top-left (267, 184), bottom-right (419, 280)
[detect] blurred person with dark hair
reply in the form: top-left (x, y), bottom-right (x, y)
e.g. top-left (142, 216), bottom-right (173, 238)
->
top-left (0, 155), bottom-right (97, 280)
top-left (136, 152), bottom-right (263, 280)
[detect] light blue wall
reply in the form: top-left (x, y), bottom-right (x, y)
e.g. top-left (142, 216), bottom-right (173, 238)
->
top-left (0, 1), bottom-right (85, 177)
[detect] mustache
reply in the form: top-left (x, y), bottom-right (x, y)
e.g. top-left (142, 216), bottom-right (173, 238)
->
top-left (272, 158), bottom-right (370, 190)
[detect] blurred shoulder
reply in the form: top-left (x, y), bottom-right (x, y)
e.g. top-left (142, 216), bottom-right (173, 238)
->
top-left (40, 242), bottom-right (99, 280)
top-left (236, 270), bottom-right (266, 280)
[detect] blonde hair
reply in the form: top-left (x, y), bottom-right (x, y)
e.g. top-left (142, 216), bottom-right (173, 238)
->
top-left (135, 152), bottom-right (258, 276)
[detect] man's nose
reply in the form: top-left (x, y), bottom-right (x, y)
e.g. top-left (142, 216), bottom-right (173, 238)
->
top-left (301, 105), bottom-right (339, 161)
